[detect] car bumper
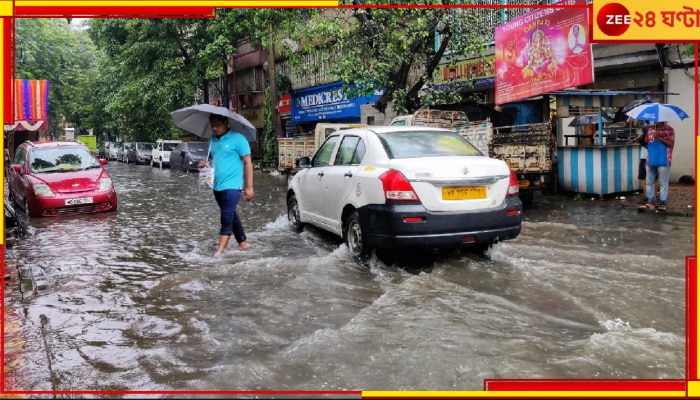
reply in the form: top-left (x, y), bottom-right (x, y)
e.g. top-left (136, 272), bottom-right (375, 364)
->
top-left (29, 191), bottom-right (118, 217)
top-left (357, 197), bottom-right (522, 249)
top-left (136, 156), bottom-right (152, 164)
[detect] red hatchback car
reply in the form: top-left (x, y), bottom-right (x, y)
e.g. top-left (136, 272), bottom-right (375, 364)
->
top-left (7, 140), bottom-right (118, 217)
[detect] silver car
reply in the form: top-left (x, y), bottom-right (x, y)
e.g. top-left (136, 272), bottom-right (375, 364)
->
top-left (127, 142), bottom-right (154, 165)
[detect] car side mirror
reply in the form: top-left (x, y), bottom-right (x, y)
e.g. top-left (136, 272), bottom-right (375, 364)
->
top-left (99, 159), bottom-right (108, 166)
top-left (11, 164), bottom-right (21, 173)
top-left (296, 156), bottom-right (311, 168)
top-left (181, 151), bottom-right (186, 156)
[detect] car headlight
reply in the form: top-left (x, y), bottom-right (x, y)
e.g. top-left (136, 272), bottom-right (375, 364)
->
top-left (33, 183), bottom-right (56, 198)
top-left (99, 178), bottom-right (113, 193)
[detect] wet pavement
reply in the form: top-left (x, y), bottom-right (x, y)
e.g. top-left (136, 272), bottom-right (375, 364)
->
top-left (2, 161), bottom-right (693, 394)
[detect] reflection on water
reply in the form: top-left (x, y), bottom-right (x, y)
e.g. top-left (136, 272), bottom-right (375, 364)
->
top-left (4, 162), bottom-right (690, 392)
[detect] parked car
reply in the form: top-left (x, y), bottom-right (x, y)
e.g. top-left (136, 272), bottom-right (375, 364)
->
top-left (286, 126), bottom-right (522, 262)
top-left (7, 140), bottom-right (118, 218)
top-left (108, 142), bottom-right (120, 161)
top-left (151, 139), bottom-right (183, 168)
top-left (119, 142), bottom-right (133, 163)
top-left (169, 141), bottom-right (209, 172)
top-left (127, 142), bottom-right (154, 165)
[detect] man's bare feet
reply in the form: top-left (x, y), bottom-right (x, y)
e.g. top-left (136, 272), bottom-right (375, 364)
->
top-left (238, 241), bottom-right (250, 250)
top-left (214, 250), bottom-right (223, 258)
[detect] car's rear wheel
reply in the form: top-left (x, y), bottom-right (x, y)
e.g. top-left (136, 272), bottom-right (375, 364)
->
top-left (287, 194), bottom-right (304, 232)
top-left (344, 211), bottom-right (372, 263)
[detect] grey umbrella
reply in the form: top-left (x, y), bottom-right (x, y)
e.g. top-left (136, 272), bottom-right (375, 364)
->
top-left (568, 113), bottom-right (613, 127)
top-left (170, 104), bottom-right (257, 142)
top-left (621, 97), bottom-right (659, 114)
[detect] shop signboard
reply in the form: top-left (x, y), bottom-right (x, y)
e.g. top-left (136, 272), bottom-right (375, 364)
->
top-left (495, 0), bottom-right (593, 105)
top-left (291, 81), bottom-right (383, 123)
top-left (278, 93), bottom-right (291, 114)
top-left (432, 55), bottom-right (495, 90)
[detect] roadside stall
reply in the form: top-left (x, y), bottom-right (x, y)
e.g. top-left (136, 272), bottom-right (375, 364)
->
top-left (550, 90), bottom-right (676, 196)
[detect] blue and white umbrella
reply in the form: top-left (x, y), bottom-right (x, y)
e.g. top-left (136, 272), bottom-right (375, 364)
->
top-left (625, 103), bottom-right (689, 122)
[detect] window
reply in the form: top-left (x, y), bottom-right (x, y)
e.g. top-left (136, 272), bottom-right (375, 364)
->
top-left (312, 136), bottom-right (339, 167)
top-left (334, 136), bottom-right (366, 166)
top-left (29, 147), bottom-right (99, 173)
top-left (13, 147), bottom-right (26, 165)
top-left (377, 131), bottom-right (481, 159)
top-left (351, 140), bottom-right (366, 164)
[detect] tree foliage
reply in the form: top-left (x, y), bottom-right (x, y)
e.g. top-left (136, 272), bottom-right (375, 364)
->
top-left (15, 19), bottom-right (101, 136)
top-left (88, 18), bottom-right (224, 141)
top-left (282, 2), bottom-right (488, 114)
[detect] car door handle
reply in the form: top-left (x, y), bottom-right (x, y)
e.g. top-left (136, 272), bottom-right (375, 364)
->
top-left (344, 171), bottom-right (353, 178)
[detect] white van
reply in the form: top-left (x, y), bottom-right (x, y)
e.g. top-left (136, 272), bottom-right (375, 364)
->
top-left (151, 139), bottom-right (183, 168)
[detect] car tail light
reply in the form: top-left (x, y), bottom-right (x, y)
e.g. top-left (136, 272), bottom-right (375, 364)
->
top-left (379, 169), bottom-right (419, 201)
top-left (507, 171), bottom-right (519, 196)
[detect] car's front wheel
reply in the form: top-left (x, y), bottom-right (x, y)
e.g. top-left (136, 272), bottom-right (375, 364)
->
top-left (287, 194), bottom-right (304, 233)
top-left (344, 211), bottom-right (372, 263)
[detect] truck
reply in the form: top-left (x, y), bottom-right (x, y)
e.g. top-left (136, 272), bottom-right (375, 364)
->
top-left (277, 123), bottom-right (367, 173)
top-left (76, 134), bottom-right (97, 155)
top-left (390, 109), bottom-right (556, 208)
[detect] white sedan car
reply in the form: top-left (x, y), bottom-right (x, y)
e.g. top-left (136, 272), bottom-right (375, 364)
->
top-left (287, 126), bottom-right (522, 262)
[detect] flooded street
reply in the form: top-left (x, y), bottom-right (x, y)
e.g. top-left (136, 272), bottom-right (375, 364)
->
top-left (4, 161), bottom-right (692, 393)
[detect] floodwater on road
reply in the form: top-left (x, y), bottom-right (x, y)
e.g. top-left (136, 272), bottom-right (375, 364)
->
top-left (3, 161), bottom-right (692, 394)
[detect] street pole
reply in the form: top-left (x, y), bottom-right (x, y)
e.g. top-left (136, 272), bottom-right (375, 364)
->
top-left (222, 49), bottom-right (230, 109)
top-left (267, 34), bottom-right (283, 137)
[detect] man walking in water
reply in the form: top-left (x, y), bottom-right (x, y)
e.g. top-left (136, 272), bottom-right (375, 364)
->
top-left (199, 113), bottom-right (254, 255)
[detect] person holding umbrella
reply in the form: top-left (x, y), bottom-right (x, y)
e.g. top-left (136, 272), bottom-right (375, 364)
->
top-left (171, 103), bottom-right (259, 256)
top-left (641, 121), bottom-right (675, 211)
top-left (198, 114), bottom-right (254, 255)
top-left (625, 102), bottom-right (688, 212)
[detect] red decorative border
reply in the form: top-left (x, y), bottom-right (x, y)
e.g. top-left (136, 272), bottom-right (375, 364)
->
top-left (2, 2), bottom-right (697, 397)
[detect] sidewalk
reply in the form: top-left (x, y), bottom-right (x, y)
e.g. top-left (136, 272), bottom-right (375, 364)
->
top-left (543, 182), bottom-right (696, 217)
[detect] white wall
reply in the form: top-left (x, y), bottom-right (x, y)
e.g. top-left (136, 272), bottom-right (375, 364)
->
top-left (665, 69), bottom-right (696, 182)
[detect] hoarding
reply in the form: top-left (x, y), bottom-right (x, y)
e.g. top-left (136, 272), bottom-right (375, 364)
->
top-left (495, 0), bottom-right (593, 105)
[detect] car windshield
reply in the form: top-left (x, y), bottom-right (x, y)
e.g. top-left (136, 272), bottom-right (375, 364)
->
top-left (137, 143), bottom-right (153, 150)
top-left (29, 146), bottom-right (100, 173)
top-left (376, 131), bottom-right (482, 159)
top-left (188, 142), bottom-right (208, 152)
top-left (164, 142), bottom-right (179, 151)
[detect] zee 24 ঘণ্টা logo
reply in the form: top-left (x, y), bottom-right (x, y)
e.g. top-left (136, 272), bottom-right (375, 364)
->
top-left (596, 1), bottom-right (700, 38)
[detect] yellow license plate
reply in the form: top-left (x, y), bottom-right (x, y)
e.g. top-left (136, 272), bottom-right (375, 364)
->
top-left (442, 186), bottom-right (486, 200)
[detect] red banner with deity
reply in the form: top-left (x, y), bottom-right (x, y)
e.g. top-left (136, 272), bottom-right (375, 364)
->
top-left (495, 0), bottom-right (593, 105)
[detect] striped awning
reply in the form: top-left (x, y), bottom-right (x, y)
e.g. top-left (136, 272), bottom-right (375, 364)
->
top-left (12, 79), bottom-right (49, 131)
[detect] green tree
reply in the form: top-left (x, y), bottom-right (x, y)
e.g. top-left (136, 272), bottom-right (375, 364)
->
top-left (15, 19), bottom-right (102, 136)
top-left (283, 2), bottom-right (487, 114)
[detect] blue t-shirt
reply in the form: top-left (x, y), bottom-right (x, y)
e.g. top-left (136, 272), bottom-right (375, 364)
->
top-left (209, 130), bottom-right (251, 191)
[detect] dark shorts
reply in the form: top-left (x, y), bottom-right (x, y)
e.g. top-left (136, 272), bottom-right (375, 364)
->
top-left (638, 159), bottom-right (646, 180)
